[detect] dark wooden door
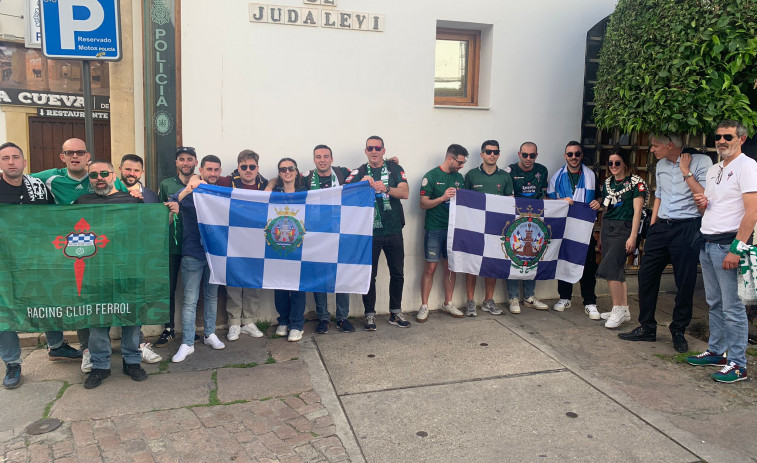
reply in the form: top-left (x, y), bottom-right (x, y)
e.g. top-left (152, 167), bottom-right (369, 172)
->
top-left (28, 117), bottom-right (111, 173)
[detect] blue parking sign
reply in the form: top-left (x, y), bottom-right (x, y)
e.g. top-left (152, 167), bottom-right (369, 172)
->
top-left (40, 0), bottom-right (121, 61)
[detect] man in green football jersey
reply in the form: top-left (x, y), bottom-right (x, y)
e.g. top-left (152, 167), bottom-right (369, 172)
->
top-left (507, 141), bottom-right (549, 313)
top-left (463, 140), bottom-right (513, 317)
top-left (418, 144), bottom-right (469, 322)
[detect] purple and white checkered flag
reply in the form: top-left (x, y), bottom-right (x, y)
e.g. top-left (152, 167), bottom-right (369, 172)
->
top-left (447, 189), bottom-right (596, 282)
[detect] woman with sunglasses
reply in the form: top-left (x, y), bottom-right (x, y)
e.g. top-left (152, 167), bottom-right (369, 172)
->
top-left (265, 158), bottom-right (308, 341)
top-left (589, 150), bottom-right (647, 329)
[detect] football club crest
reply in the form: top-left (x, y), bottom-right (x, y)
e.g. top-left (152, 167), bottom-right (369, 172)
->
top-left (265, 206), bottom-right (306, 255)
top-left (501, 205), bottom-right (551, 272)
top-left (52, 218), bottom-right (110, 296)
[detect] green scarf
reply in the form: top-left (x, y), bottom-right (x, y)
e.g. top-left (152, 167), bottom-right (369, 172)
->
top-left (310, 168), bottom-right (338, 190)
top-left (366, 163), bottom-right (391, 229)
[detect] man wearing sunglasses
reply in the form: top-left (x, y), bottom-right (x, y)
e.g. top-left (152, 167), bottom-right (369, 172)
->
top-left (686, 120), bottom-right (757, 383)
top-left (155, 147), bottom-right (198, 348)
top-left (619, 134), bottom-right (711, 352)
top-left (507, 142), bottom-right (549, 313)
top-left (216, 150), bottom-right (268, 341)
top-left (32, 138), bottom-right (94, 371)
top-left (302, 144), bottom-right (355, 334)
top-left (344, 136), bottom-right (410, 330)
top-left (73, 161), bottom-right (145, 389)
top-left (462, 140), bottom-right (513, 317)
top-left (418, 144), bottom-right (469, 321)
top-left (547, 141), bottom-right (599, 318)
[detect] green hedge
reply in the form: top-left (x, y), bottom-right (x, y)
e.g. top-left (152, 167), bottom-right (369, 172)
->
top-left (594, 0), bottom-right (757, 135)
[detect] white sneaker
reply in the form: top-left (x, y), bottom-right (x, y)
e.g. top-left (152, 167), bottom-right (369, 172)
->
top-left (585, 304), bottom-right (601, 320)
top-left (172, 344), bottom-right (194, 363)
top-left (287, 329), bottom-right (303, 342)
top-left (604, 306), bottom-right (628, 329)
top-left (140, 343), bottom-right (162, 364)
top-left (553, 299), bottom-right (571, 312)
top-left (241, 323), bottom-right (264, 338)
top-left (275, 325), bottom-right (288, 336)
top-left (523, 296), bottom-right (548, 310)
top-left (509, 298), bottom-right (521, 314)
top-left (417, 304), bottom-right (429, 323)
top-left (441, 302), bottom-right (464, 318)
top-left (203, 333), bottom-right (226, 350)
top-left (227, 325), bottom-right (241, 341)
top-left (601, 306), bottom-right (630, 322)
top-left (80, 348), bottom-right (92, 373)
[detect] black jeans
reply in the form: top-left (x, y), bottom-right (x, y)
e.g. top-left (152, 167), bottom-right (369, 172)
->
top-left (637, 219), bottom-right (701, 334)
top-left (166, 253), bottom-right (182, 329)
top-left (557, 234), bottom-right (598, 305)
top-left (362, 233), bottom-right (404, 315)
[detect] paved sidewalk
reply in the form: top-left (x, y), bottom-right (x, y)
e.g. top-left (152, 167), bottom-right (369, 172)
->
top-left (2, 286), bottom-right (756, 462)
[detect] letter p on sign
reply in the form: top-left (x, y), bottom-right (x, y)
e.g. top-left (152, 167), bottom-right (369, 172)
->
top-left (58, 0), bottom-right (105, 49)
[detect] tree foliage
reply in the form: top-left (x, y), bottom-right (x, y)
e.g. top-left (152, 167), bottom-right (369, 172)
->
top-left (594, 0), bottom-right (757, 135)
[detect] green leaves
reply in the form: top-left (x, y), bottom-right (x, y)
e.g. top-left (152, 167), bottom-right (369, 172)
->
top-left (594, 0), bottom-right (757, 135)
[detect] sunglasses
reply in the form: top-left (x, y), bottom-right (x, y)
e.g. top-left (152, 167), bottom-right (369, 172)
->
top-left (88, 171), bottom-right (113, 179)
top-left (366, 146), bottom-right (384, 152)
top-left (63, 150), bottom-right (87, 157)
top-left (521, 152), bottom-right (537, 159)
top-left (176, 146), bottom-right (196, 154)
top-left (279, 166), bottom-right (297, 173)
top-left (565, 151), bottom-right (582, 158)
top-left (239, 164), bottom-right (257, 171)
top-left (608, 161), bottom-right (623, 167)
top-left (484, 149), bottom-right (501, 155)
top-left (714, 134), bottom-right (735, 142)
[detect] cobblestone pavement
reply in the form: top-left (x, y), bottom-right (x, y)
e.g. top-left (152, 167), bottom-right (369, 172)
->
top-left (2, 390), bottom-right (349, 463)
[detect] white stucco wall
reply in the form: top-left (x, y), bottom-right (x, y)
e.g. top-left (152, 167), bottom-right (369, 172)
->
top-left (179, 0), bottom-right (616, 317)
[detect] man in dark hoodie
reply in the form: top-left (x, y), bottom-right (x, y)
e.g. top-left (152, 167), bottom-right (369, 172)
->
top-left (216, 150), bottom-right (268, 341)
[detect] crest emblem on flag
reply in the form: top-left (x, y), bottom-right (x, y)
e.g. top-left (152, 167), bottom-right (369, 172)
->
top-left (265, 206), bottom-right (306, 255)
top-left (52, 217), bottom-right (110, 296)
top-left (501, 205), bottom-right (551, 272)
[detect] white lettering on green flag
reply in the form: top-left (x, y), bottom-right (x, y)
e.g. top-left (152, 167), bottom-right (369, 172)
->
top-left (0, 204), bottom-right (170, 331)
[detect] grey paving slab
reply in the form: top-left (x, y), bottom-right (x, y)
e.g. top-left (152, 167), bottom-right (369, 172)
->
top-left (17, 348), bottom-right (86, 385)
top-left (216, 360), bottom-right (311, 402)
top-left (51, 370), bottom-right (213, 421)
top-left (0, 380), bottom-right (62, 436)
top-left (164, 333), bottom-right (270, 373)
top-left (316, 317), bottom-right (563, 395)
top-left (341, 371), bottom-right (699, 463)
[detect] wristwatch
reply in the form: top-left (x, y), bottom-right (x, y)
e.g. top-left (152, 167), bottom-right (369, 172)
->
top-left (683, 172), bottom-right (693, 180)
top-left (385, 185), bottom-right (391, 194)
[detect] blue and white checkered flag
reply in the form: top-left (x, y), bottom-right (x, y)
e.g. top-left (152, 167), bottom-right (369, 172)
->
top-left (448, 189), bottom-right (596, 282)
top-left (193, 182), bottom-right (375, 293)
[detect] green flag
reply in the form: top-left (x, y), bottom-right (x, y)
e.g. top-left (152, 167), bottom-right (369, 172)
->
top-left (0, 203), bottom-right (170, 332)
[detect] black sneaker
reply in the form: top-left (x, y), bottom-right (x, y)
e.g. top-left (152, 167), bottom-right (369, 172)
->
top-left (122, 360), bottom-right (148, 382)
top-left (672, 332), bottom-right (688, 353)
top-left (194, 334), bottom-right (201, 343)
top-left (336, 319), bottom-right (355, 333)
top-left (48, 342), bottom-right (83, 361)
top-left (3, 363), bottom-right (21, 389)
top-left (389, 313), bottom-right (411, 328)
top-left (316, 319), bottom-right (329, 334)
top-left (154, 328), bottom-right (175, 348)
top-left (84, 368), bottom-right (111, 389)
top-left (364, 315), bottom-right (377, 331)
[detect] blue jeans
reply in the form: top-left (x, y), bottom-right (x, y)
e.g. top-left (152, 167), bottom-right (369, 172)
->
top-left (88, 326), bottom-right (141, 369)
top-left (424, 229), bottom-right (448, 262)
top-left (180, 255), bottom-right (219, 346)
top-left (1, 329), bottom-right (86, 366)
top-left (700, 242), bottom-right (748, 367)
top-left (275, 290), bottom-right (305, 331)
top-left (314, 293), bottom-right (350, 322)
top-left (507, 279), bottom-right (535, 299)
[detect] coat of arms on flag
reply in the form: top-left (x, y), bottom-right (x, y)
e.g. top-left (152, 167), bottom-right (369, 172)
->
top-left (193, 182), bottom-right (375, 293)
top-left (447, 189), bottom-right (596, 283)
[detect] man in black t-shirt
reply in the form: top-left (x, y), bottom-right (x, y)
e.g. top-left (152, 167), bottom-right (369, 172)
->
top-left (74, 160), bottom-right (146, 389)
top-left (344, 136), bottom-right (410, 330)
top-left (0, 142), bottom-right (78, 389)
